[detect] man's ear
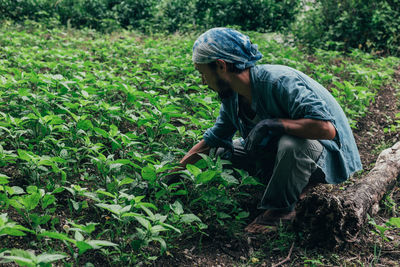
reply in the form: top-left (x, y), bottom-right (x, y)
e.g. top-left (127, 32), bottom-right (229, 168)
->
top-left (215, 59), bottom-right (227, 73)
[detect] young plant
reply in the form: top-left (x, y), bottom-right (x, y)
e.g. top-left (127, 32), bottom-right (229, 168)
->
top-left (0, 249), bottom-right (68, 267)
top-left (0, 213), bottom-right (34, 237)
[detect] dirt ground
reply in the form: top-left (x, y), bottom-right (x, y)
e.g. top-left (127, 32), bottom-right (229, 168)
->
top-left (154, 68), bottom-right (400, 267)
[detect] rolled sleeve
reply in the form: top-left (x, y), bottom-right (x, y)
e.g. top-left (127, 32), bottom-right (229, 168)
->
top-left (276, 75), bottom-right (342, 150)
top-left (277, 75), bottom-right (334, 122)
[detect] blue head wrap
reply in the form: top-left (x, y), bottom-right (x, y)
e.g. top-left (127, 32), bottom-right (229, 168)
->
top-left (192, 28), bottom-right (263, 70)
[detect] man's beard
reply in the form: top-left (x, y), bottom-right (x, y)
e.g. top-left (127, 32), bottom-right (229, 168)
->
top-left (216, 78), bottom-right (234, 100)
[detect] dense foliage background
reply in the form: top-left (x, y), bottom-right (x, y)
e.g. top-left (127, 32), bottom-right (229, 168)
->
top-left (0, 0), bottom-right (300, 33)
top-left (291, 0), bottom-right (400, 55)
top-left (1, 0), bottom-right (400, 54)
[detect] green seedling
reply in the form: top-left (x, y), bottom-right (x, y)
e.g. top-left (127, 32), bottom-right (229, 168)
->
top-left (8, 186), bottom-right (57, 232)
top-left (0, 213), bottom-right (34, 237)
top-left (0, 249), bottom-right (68, 267)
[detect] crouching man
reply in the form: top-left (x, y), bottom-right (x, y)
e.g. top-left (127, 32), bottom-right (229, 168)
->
top-left (179, 28), bottom-right (362, 233)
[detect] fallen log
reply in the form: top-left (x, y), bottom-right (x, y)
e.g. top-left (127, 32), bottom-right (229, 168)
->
top-left (294, 141), bottom-right (400, 249)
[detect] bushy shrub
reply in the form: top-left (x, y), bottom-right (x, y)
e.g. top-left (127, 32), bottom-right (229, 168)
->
top-left (111, 0), bottom-right (156, 29)
top-left (195, 0), bottom-right (300, 32)
top-left (0, 0), bottom-right (301, 33)
top-left (152, 0), bottom-right (197, 33)
top-left (56, 0), bottom-right (111, 30)
top-left (0, 0), bottom-right (114, 30)
top-left (291, 0), bottom-right (400, 55)
top-left (0, 0), bottom-right (55, 21)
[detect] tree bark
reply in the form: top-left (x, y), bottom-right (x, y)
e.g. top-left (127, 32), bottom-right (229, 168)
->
top-left (294, 141), bottom-right (400, 249)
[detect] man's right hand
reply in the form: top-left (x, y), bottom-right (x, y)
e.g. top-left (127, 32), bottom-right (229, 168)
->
top-left (162, 140), bottom-right (210, 186)
top-left (179, 139), bottom-right (211, 167)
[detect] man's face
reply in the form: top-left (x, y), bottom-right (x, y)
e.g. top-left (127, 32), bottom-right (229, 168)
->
top-left (195, 63), bottom-right (234, 100)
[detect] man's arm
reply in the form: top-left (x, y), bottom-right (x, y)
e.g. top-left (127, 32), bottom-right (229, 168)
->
top-left (281, 118), bottom-right (336, 140)
top-left (244, 118), bottom-right (336, 153)
top-left (179, 139), bottom-right (211, 168)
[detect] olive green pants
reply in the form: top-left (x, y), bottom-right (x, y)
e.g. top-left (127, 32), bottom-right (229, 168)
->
top-left (217, 135), bottom-right (325, 211)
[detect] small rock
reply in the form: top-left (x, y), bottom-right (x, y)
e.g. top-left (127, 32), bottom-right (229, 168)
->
top-left (251, 257), bottom-right (259, 263)
top-left (386, 235), bottom-right (395, 241)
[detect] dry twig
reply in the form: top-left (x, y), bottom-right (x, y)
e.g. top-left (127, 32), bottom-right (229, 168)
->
top-left (271, 241), bottom-right (295, 267)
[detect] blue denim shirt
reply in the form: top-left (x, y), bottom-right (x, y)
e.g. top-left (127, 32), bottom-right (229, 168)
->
top-left (203, 65), bottom-right (362, 184)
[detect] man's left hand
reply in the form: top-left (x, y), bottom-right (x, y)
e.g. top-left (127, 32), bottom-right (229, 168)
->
top-left (244, 119), bottom-right (284, 153)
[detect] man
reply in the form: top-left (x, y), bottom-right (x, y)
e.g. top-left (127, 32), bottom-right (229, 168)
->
top-left (179, 28), bottom-right (362, 233)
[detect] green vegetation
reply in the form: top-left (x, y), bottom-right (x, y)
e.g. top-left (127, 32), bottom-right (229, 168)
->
top-left (291, 0), bottom-right (400, 55)
top-left (0, 21), bottom-right (399, 265)
top-left (0, 0), bottom-right (300, 33)
top-left (2, 0), bottom-right (400, 56)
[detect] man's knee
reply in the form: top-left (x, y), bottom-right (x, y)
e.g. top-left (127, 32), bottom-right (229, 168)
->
top-left (278, 135), bottom-right (305, 153)
top-left (277, 135), bottom-right (323, 160)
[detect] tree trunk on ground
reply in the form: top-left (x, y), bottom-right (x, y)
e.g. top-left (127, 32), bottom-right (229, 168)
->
top-left (294, 142), bottom-right (400, 249)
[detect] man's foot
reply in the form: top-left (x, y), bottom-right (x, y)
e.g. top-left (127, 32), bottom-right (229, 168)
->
top-left (245, 209), bottom-right (296, 234)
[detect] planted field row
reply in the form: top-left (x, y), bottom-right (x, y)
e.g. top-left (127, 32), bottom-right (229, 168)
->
top-left (0, 25), bottom-right (399, 265)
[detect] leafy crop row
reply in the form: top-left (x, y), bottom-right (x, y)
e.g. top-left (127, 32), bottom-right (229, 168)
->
top-left (0, 23), bottom-right (399, 265)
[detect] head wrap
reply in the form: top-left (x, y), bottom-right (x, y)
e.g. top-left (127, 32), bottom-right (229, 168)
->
top-left (192, 27), bottom-right (263, 70)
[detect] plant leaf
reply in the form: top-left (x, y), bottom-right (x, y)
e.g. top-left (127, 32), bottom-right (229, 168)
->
top-left (36, 253), bottom-right (68, 263)
top-left (141, 165), bottom-right (156, 182)
top-left (181, 214), bottom-right (202, 224)
top-left (196, 170), bottom-right (217, 184)
top-left (387, 217), bottom-right (400, 228)
top-left (186, 164), bottom-right (201, 177)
